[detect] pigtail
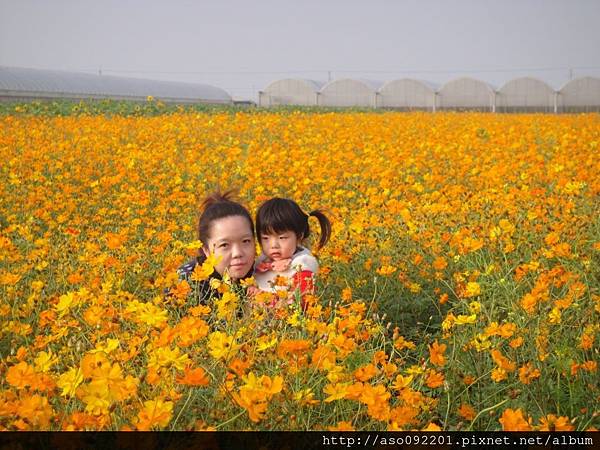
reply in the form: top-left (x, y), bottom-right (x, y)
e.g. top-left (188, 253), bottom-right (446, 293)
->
top-left (309, 209), bottom-right (332, 250)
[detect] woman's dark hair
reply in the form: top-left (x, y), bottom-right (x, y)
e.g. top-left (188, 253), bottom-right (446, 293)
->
top-left (255, 197), bottom-right (332, 250)
top-left (198, 190), bottom-right (254, 246)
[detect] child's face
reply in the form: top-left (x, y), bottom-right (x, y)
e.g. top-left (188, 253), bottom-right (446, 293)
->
top-left (260, 230), bottom-right (299, 261)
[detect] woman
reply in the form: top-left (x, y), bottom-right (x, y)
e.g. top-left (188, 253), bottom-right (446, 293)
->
top-left (177, 190), bottom-right (256, 304)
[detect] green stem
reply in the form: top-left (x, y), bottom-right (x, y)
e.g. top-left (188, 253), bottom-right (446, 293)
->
top-left (215, 409), bottom-right (246, 430)
top-left (170, 388), bottom-right (194, 430)
top-left (467, 398), bottom-right (509, 431)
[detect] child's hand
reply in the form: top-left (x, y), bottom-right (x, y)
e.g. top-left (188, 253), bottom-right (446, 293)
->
top-left (255, 261), bottom-right (272, 273)
top-left (271, 258), bottom-right (292, 272)
top-left (246, 286), bottom-right (262, 297)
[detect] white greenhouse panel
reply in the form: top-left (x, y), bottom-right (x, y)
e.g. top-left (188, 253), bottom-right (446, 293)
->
top-left (558, 77), bottom-right (600, 112)
top-left (497, 77), bottom-right (555, 112)
top-left (319, 79), bottom-right (381, 107)
top-left (438, 77), bottom-right (495, 111)
top-left (379, 79), bottom-right (438, 110)
top-left (260, 79), bottom-right (323, 106)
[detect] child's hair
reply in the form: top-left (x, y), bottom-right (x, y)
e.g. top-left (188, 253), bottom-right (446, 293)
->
top-left (198, 190), bottom-right (254, 245)
top-left (255, 197), bottom-right (332, 250)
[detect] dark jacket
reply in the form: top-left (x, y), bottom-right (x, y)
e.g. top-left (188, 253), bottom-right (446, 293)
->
top-left (176, 254), bottom-right (253, 306)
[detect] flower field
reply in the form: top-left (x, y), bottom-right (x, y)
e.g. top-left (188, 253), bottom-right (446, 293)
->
top-left (1, 105), bottom-right (599, 431)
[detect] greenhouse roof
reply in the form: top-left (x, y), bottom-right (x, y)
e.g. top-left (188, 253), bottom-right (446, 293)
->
top-left (0, 66), bottom-right (231, 103)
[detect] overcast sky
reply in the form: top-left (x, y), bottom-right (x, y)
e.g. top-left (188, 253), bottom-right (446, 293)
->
top-left (1, 0), bottom-right (599, 100)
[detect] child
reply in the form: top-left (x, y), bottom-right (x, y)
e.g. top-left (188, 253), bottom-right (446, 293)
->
top-left (252, 197), bottom-right (332, 307)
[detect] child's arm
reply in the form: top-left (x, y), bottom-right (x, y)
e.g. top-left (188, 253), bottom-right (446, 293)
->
top-left (289, 253), bottom-right (319, 309)
top-left (291, 270), bottom-right (315, 295)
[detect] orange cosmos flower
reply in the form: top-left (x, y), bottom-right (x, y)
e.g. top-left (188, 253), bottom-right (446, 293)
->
top-left (458, 403), bottom-right (476, 420)
top-left (491, 349), bottom-right (516, 371)
top-left (354, 363), bottom-right (378, 382)
top-left (425, 370), bottom-right (445, 388)
top-left (428, 340), bottom-right (447, 366)
top-left (491, 367), bottom-right (508, 382)
top-left (228, 357), bottom-right (253, 378)
top-left (579, 333), bottom-right (594, 350)
top-left (169, 280), bottom-right (191, 301)
top-left (394, 335), bottom-right (416, 350)
top-left (538, 414), bottom-right (574, 431)
top-left (389, 405), bottom-right (419, 427)
top-left (518, 363), bottom-right (541, 385)
top-left (6, 361), bottom-right (36, 389)
top-left (433, 256), bottom-right (448, 271)
top-left (176, 366), bottom-right (210, 386)
top-left (358, 384), bottom-right (390, 406)
top-left (499, 408), bottom-right (532, 431)
top-left (328, 421), bottom-right (355, 431)
top-left (15, 394), bottom-right (54, 429)
top-left (311, 345), bottom-right (336, 370)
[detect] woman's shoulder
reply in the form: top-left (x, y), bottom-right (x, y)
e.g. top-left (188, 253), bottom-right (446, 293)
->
top-left (177, 255), bottom-right (206, 280)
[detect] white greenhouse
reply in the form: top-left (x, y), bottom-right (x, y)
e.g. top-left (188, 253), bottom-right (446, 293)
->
top-left (496, 77), bottom-right (555, 112)
top-left (558, 77), bottom-right (600, 112)
top-left (318, 79), bottom-right (382, 107)
top-left (437, 77), bottom-right (496, 111)
top-left (258, 79), bottom-right (323, 106)
top-left (0, 66), bottom-right (232, 104)
top-left (378, 79), bottom-right (438, 110)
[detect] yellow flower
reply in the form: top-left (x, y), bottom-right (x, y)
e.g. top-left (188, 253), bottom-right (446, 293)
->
top-left (184, 240), bottom-right (203, 250)
top-left (148, 347), bottom-right (190, 371)
top-left (406, 365), bottom-right (425, 376)
top-left (136, 398), bottom-right (174, 430)
top-left (55, 292), bottom-right (79, 316)
top-left (239, 276), bottom-right (255, 288)
top-left (286, 311), bottom-right (301, 327)
top-left (89, 338), bottom-right (120, 355)
top-left (208, 331), bottom-right (239, 360)
top-left (323, 382), bottom-right (349, 402)
top-left (293, 388), bottom-right (320, 406)
top-left (78, 380), bottom-right (111, 415)
top-left (235, 373), bottom-right (283, 423)
top-left (391, 374), bottom-right (414, 390)
top-left (256, 334), bottom-right (278, 351)
top-left (455, 314), bottom-right (477, 325)
top-left (127, 300), bottom-right (168, 328)
top-left (468, 301), bottom-right (481, 314)
top-left (548, 307), bottom-right (562, 324)
top-left (215, 291), bottom-right (238, 320)
top-left (34, 350), bottom-right (58, 372)
top-left (422, 422), bottom-right (442, 431)
top-left (57, 367), bottom-right (84, 397)
top-left (464, 282), bottom-right (481, 298)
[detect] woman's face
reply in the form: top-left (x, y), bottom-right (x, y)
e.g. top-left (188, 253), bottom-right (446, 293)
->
top-left (202, 215), bottom-right (256, 280)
